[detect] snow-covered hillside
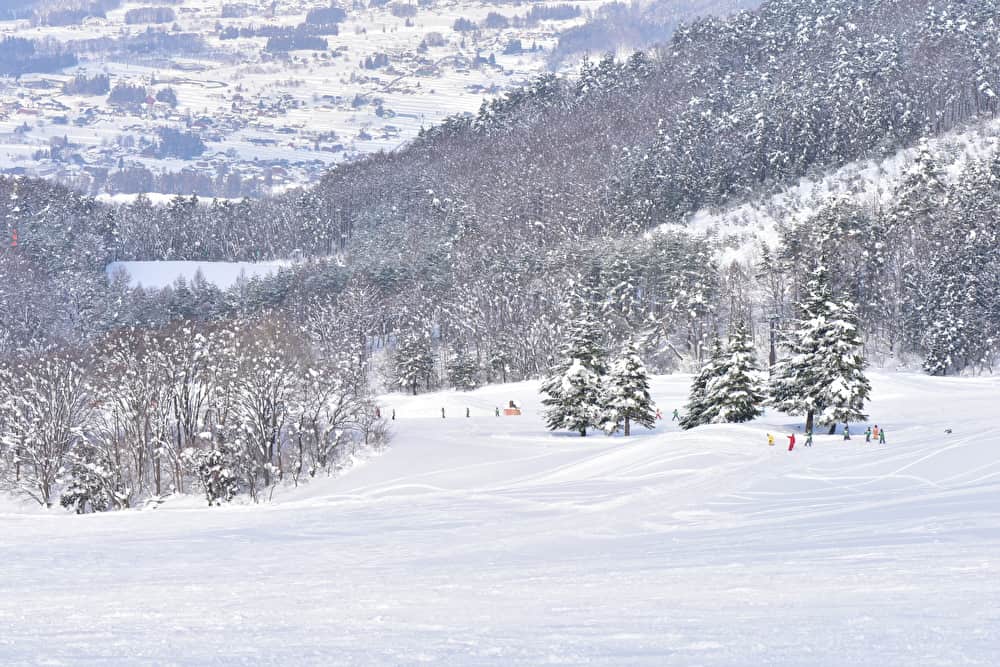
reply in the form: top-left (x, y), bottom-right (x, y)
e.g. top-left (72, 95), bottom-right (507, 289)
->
top-left (672, 118), bottom-right (1000, 265)
top-left (3, 372), bottom-right (998, 664)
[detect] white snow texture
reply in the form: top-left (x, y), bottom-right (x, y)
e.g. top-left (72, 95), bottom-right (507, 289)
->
top-left (2, 372), bottom-right (998, 665)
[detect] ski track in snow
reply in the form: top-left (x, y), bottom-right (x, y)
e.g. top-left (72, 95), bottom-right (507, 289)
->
top-left (2, 373), bottom-right (999, 665)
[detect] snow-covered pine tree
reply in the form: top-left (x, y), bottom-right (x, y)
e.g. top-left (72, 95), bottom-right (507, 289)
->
top-left (602, 340), bottom-right (656, 436)
top-left (817, 298), bottom-right (871, 427)
top-left (541, 295), bottom-right (608, 436)
top-left (446, 348), bottom-right (480, 391)
top-left (393, 332), bottom-right (435, 395)
top-left (59, 447), bottom-right (128, 514)
top-left (679, 337), bottom-right (725, 430)
top-left (769, 263), bottom-right (871, 432)
top-left (182, 441), bottom-right (239, 506)
top-left (768, 266), bottom-right (830, 433)
top-left (701, 321), bottom-right (764, 424)
top-left (548, 358), bottom-right (603, 437)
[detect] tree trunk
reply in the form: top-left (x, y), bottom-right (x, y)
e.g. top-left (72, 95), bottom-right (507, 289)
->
top-left (805, 410), bottom-right (814, 434)
top-left (624, 416), bottom-right (630, 437)
top-left (828, 422), bottom-right (837, 435)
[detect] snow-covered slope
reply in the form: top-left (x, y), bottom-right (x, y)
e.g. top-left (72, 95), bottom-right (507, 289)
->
top-left (670, 118), bottom-right (1000, 264)
top-left (3, 373), bottom-right (999, 664)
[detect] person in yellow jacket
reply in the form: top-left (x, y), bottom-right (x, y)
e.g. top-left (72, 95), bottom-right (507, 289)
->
top-left (767, 433), bottom-right (775, 447)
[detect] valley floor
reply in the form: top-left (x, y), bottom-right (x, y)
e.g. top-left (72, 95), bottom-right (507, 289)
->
top-left (2, 373), bottom-right (999, 665)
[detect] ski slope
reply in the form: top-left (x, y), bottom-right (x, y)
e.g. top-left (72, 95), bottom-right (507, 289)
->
top-left (3, 373), bottom-right (999, 665)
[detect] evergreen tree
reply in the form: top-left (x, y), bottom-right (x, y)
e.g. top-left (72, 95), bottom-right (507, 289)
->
top-left (183, 442), bottom-right (239, 506)
top-left (817, 299), bottom-right (871, 427)
top-left (769, 264), bottom-right (871, 432)
top-left (447, 348), bottom-right (480, 391)
top-left (679, 337), bottom-right (725, 430)
top-left (701, 321), bottom-right (764, 424)
top-left (59, 448), bottom-right (128, 514)
top-left (546, 358), bottom-right (603, 437)
top-left (602, 340), bottom-right (656, 436)
top-left (541, 297), bottom-right (607, 436)
top-left (393, 333), bottom-right (435, 395)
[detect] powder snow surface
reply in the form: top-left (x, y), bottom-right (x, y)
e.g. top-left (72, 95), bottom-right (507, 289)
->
top-left (2, 373), bottom-right (999, 665)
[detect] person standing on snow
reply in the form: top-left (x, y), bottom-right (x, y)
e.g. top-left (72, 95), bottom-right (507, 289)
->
top-left (805, 430), bottom-right (813, 447)
top-left (767, 433), bottom-right (775, 447)
top-left (655, 408), bottom-right (663, 420)
top-left (865, 426), bottom-right (872, 443)
top-left (787, 433), bottom-right (796, 451)
top-left (441, 407), bottom-right (446, 419)
top-left (495, 406), bottom-right (500, 417)
top-left (873, 425), bottom-right (880, 441)
top-left (672, 409), bottom-right (680, 421)
top-left (879, 427), bottom-right (886, 445)
top-left (843, 424), bottom-right (851, 441)
top-left (466, 407), bottom-right (470, 418)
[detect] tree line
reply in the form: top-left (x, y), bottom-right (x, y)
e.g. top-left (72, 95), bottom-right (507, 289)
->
top-left (0, 304), bottom-right (387, 512)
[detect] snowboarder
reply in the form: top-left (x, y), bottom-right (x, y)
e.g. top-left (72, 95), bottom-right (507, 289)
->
top-left (441, 407), bottom-right (446, 419)
top-left (787, 433), bottom-right (796, 451)
top-left (843, 424), bottom-right (851, 441)
top-left (879, 427), bottom-right (886, 445)
top-left (805, 430), bottom-right (813, 447)
top-left (466, 407), bottom-right (470, 418)
top-left (865, 426), bottom-right (872, 443)
top-left (767, 433), bottom-right (775, 447)
top-left (672, 408), bottom-right (680, 421)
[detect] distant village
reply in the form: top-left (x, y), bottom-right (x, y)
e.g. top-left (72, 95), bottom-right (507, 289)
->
top-left (0, 0), bottom-right (596, 197)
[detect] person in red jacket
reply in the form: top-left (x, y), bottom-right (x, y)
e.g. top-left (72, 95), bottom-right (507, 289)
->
top-left (787, 433), bottom-right (796, 451)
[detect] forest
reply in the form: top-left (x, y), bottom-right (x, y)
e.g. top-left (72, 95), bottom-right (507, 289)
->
top-left (3, 0), bottom-right (1000, 510)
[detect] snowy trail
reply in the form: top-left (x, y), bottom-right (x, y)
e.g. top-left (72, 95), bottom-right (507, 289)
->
top-left (2, 373), bottom-right (1000, 665)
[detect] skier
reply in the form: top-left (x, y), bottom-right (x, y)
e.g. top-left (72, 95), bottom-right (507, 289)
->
top-left (843, 424), bottom-right (851, 441)
top-left (767, 433), bottom-right (775, 447)
top-left (787, 433), bottom-right (796, 451)
top-left (865, 426), bottom-right (872, 443)
top-left (655, 408), bottom-right (663, 420)
top-left (805, 429), bottom-right (813, 447)
top-left (441, 407), bottom-right (445, 419)
top-left (879, 427), bottom-right (886, 445)
top-left (872, 425), bottom-right (880, 441)
top-left (495, 406), bottom-right (500, 417)
top-left (672, 409), bottom-right (680, 421)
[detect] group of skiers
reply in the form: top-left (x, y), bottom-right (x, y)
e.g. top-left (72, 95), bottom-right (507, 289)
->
top-left (768, 424), bottom-right (887, 451)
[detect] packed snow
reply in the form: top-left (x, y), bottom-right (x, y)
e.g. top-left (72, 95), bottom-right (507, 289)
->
top-left (2, 372), bottom-right (999, 664)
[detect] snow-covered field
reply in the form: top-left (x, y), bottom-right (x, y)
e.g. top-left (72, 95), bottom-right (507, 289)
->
top-left (3, 372), bottom-right (999, 665)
